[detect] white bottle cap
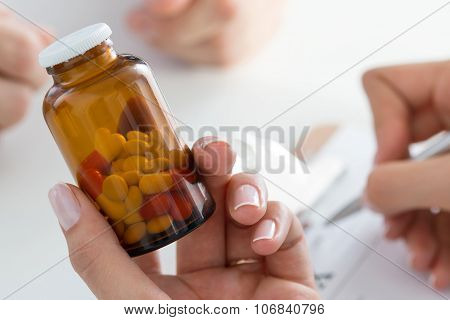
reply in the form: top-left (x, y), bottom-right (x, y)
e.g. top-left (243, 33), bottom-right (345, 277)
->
top-left (38, 23), bottom-right (112, 68)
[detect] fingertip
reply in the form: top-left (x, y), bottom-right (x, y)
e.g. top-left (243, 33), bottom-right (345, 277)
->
top-left (48, 183), bottom-right (81, 232)
top-left (231, 203), bottom-right (264, 226)
top-left (126, 10), bottom-right (151, 32)
top-left (251, 219), bottom-right (278, 255)
top-left (227, 178), bottom-right (267, 225)
top-left (193, 137), bottom-right (236, 176)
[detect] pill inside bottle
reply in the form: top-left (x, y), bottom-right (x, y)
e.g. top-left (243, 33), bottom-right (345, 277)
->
top-left (39, 23), bottom-right (215, 256)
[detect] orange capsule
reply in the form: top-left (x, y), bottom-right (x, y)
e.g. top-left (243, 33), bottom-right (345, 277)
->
top-left (140, 193), bottom-right (172, 220)
top-left (79, 150), bottom-right (110, 174)
top-left (169, 192), bottom-right (193, 221)
top-left (78, 168), bottom-right (104, 199)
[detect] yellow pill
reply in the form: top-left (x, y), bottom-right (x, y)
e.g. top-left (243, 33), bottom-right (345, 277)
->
top-left (124, 139), bottom-right (150, 156)
top-left (122, 155), bottom-right (148, 172)
top-left (125, 186), bottom-right (143, 212)
top-left (126, 130), bottom-right (149, 142)
top-left (117, 149), bottom-right (129, 159)
top-left (97, 194), bottom-right (127, 221)
top-left (102, 175), bottom-right (128, 201)
top-left (147, 215), bottom-right (173, 234)
top-left (168, 149), bottom-right (189, 169)
top-left (139, 173), bottom-right (174, 195)
top-left (111, 159), bottom-right (125, 174)
top-left (94, 128), bottom-right (126, 161)
top-left (124, 212), bottom-right (144, 225)
top-left (123, 222), bottom-right (146, 244)
top-left (120, 170), bottom-right (141, 186)
top-left (113, 221), bottom-right (125, 238)
top-left (144, 158), bottom-right (170, 173)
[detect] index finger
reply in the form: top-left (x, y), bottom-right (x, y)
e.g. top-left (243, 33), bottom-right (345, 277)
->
top-left (362, 62), bottom-right (447, 163)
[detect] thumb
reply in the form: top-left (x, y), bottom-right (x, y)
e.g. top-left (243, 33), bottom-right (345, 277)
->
top-left (48, 183), bottom-right (169, 299)
top-left (365, 154), bottom-right (450, 214)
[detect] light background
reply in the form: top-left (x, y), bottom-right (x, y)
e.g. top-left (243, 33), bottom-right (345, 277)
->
top-left (0, 0), bottom-right (449, 299)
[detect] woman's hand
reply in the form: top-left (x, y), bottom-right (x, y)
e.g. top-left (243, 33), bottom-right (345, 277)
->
top-left (126, 0), bottom-right (285, 66)
top-left (363, 61), bottom-right (450, 289)
top-left (48, 137), bottom-right (318, 299)
top-left (0, 6), bottom-right (52, 130)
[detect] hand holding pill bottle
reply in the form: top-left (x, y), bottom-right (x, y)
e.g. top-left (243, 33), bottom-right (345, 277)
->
top-left (39, 24), bottom-right (215, 256)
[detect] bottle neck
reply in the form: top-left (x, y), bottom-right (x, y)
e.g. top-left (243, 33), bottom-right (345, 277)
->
top-left (47, 40), bottom-right (117, 86)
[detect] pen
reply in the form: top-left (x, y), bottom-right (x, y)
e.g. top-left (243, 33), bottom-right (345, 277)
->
top-left (328, 131), bottom-right (450, 224)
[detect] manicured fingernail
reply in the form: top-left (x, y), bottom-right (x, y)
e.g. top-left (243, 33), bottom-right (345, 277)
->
top-left (199, 136), bottom-right (219, 149)
top-left (253, 219), bottom-right (276, 242)
top-left (48, 183), bottom-right (80, 231)
top-left (233, 184), bottom-right (260, 210)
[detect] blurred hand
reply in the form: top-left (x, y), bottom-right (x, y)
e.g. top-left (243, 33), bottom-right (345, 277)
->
top-left (126, 0), bottom-right (285, 66)
top-left (363, 61), bottom-right (450, 289)
top-left (49, 137), bottom-right (318, 299)
top-left (0, 6), bottom-right (52, 130)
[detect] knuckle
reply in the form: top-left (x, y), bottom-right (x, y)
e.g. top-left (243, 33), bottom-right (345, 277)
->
top-left (211, 34), bottom-right (236, 66)
top-left (217, 0), bottom-right (239, 20)
top-left (12, 32), bottom-right (40, 74)
top-left (432, 64), bottom-right (450, 114)
top-left (8, 86), bottom-right (31, 123)
top-left (294, 289), bottom-right (321, 300)
top-left (267, 200), bottom-right (292, 217)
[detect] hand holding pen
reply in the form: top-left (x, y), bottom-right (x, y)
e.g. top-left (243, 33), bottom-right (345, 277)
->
top-left (363, 61), bottom-right (450, 289)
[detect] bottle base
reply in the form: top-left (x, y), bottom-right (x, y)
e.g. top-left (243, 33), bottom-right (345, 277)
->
top-left (125, 197), bottom-right (216, 257)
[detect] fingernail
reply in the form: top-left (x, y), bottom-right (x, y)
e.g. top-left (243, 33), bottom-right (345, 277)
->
top-left (253, 219), bottom-right (276, 242)
top-left (48, 183), bottom-right (80, 231)
top-left (199, 136), bottom-right (219, 149)
top-left (233, 184), bottom-right (260, 210)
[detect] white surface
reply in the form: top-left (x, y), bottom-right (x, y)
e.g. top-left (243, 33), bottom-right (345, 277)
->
top-left (232, 135), bottom-right (345, 215)
top-left (310, 210), bottom-right (450, 299)
top-left (39, 23), bottom-right (112, 68)
top-left (306, 127), bottom-right (449, 299)
top-left (1, 0), bottom-right (450, 299)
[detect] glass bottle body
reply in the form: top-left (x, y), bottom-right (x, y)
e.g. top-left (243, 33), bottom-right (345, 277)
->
top-left (43, 42), bottom-right (215, 256)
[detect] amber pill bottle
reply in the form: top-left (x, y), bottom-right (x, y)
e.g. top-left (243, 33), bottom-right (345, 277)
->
top-left (39, 23), bottom-right (215, 256)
